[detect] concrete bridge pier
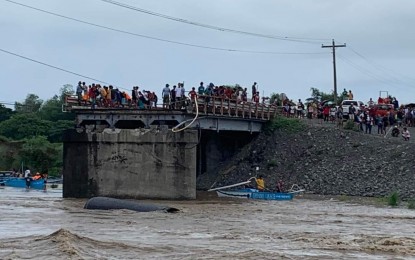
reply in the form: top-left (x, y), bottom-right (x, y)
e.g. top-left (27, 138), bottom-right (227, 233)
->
top-left (63, 128), bottom-right (198, 199)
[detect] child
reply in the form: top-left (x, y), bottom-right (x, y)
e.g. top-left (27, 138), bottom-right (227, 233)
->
top-left (402, 127), bottom-right (410, 141)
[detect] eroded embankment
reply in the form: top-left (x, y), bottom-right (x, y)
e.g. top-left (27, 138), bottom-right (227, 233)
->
top-left (198, 122), bottom-right (415, 199)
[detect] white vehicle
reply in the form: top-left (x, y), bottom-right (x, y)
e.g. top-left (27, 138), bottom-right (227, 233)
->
top-left (341, 100), bottom-right (364, 118)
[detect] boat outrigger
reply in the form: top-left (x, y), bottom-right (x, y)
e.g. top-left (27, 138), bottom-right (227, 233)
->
top-left (208, 177), bottom-right (304, 200)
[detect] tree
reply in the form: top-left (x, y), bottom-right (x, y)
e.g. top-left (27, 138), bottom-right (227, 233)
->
top-left (309, 87), bottom-right (344, 105)
top-left (0, 114), bottom-right (51, 140)
top-left (14, 94), bottom-right (43, 113)
top-left (38, 95), bottom-right (75, 122)
top-left (0, 104), bottom-right (14, 122)
top-left (19, 136), bottom-right (62, 175)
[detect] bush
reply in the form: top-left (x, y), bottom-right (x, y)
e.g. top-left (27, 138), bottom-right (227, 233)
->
top-left (267, 159), bottom-right (277, 168)
top-left (387, 191), bottom-right (399, 207)
top-left (344, 120), bottom-right (355, 130)
top-left (264, 116), bottom-right (305, 133)
top-left (408, 199), bottom-right (415, 210)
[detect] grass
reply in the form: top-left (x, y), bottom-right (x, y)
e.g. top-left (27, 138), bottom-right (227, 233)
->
top-left (387, 191), bottom-right (399, 207)
top-left (267, 159), bottom-right (277, 168)
top-left (264, 116), bottom-right (305, 133)
top-left (408, 199), bottom-right (415, 210)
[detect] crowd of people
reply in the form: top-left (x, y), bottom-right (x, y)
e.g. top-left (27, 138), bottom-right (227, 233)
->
top-left (75, 81), bottom-right (268, 110)
top-left (281, 91), bottom-right (413, 141)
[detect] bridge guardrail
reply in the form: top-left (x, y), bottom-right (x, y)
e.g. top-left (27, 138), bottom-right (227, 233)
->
top-left (63, 94), bottom-right (281, 121)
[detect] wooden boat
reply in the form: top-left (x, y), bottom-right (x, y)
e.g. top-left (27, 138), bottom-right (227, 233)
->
top-left (3, 178), bottom-right (45, 190)
top-left (209, 178), bottom-right (304, 201)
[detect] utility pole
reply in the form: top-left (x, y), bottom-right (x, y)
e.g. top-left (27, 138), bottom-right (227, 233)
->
top-left (322, 39), bottom-right (346, 104)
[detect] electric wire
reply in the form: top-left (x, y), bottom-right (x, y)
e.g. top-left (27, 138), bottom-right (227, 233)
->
top-left (3, 0), bottom-right (326, 55)
top-left (0, 48), bottom-right (125, 89)
top-left (100, 0), bottom-right (331, 43)
top-left (337, 53), bottom-right (411, 90)
top-left (347, 46), bottom-right (415, 83)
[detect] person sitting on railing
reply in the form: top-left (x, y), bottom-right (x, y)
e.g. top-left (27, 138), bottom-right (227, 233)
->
top-left (253, 92), bottom-right (260, 103)
top-left (242, 88), bottom-right (248, 102)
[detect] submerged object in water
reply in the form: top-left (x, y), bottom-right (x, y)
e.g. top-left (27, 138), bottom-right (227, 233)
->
top-left (84, 197), bottom-right (179, 213)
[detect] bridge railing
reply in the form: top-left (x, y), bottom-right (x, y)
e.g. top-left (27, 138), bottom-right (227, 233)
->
top-left (63, 94), bottom-right (281, 121)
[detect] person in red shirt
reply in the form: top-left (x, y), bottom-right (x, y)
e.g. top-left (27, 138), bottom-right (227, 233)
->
top-left (188, 87), bottom-right (198, 108)
top-left (323, 105), bottom-right (330, 122)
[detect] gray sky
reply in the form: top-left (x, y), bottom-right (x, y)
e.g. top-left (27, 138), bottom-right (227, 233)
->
top-left (1, 0), bottom-right (414, 107)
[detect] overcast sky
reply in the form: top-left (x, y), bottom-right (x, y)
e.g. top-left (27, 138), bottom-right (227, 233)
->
top-left (1, 0), bottom-right (414, 108)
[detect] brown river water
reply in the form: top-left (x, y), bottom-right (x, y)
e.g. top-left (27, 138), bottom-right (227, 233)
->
top-left (0, 187), bottom-right (414, 260)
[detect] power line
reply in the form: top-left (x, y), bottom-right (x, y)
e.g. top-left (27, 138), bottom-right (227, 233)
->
top-left (3, 0), bottom-right (326, 55)
top-left (347, 46), bottom-right (415, 83)
top-left (337, 54), bottom-right (411, 91)
top-left (100, 0), bottom-right (330, 43)
top-left (0, 48), bottom-right (123, 89)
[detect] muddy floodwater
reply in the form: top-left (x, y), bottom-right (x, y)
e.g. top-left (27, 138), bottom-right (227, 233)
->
top-left (0, 187), bottom-right (414, 259)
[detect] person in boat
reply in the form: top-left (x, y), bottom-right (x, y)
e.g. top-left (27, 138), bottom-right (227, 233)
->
top-left (256, 175), bottom-right (265, 191)
top-left (276, 180), bottom-right (284, 193)
top-left (32, 172), bottom-right (42, 180)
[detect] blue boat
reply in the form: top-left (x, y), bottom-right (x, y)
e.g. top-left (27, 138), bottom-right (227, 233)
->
top-left (209, 178), bottom-right (304, 201)
top-left (3, 178), bottom-right (45, 190)
top-left (216, 188), bottom-right (295, 200)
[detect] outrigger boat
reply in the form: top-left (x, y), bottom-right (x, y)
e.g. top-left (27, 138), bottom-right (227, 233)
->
top-left (208, 177), bottom-right (304, 200)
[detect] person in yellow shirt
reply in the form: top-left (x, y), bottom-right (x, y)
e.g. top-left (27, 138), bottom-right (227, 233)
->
top-left (256, 175), bottom-right (265, 191)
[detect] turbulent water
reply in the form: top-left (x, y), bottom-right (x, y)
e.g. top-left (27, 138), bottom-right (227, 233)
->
top-left (0, 187), bottom-right (414, 259)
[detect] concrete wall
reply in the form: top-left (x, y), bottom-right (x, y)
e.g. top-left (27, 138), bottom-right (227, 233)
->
top-left (63, 128), bottom-right (198, 199)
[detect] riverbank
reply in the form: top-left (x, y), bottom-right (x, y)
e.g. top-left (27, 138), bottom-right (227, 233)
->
top-left (198, 118), bottom-right (415, 200)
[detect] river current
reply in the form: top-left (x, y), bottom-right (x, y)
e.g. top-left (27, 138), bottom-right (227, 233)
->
top-left (0, 187), bottom-right (414, 259)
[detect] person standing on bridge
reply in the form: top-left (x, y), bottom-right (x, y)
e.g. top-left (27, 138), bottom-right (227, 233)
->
top-left (188, 87), bottom-right (197, 108)
top-left (198, 82), bottom-right (205, 95)
top-left (252, 82), bottom-right (257, 100)
top-left (162, 84), bottom-right (170, 109)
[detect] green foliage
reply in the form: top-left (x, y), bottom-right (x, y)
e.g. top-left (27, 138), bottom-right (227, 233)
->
top-left (47, 120), bottom-right (74, 142)
top-left (343, 120), bottom-right (355, 130)
top-left (387, 191), bottom-right (399, 207)
top-left (269, 93), bottom-right (281, 106)
top-left (14, 94), bottom-right (43, 114)
top-left (0, 114), bottom-right (51, 140)
top-left (19, 136), bottom-right (62, 174)
top-left (267, 159), bottom-right (277, 168)
top-left (0, 104), bottom-right (15, 123)
top-left (309, 87), bottom-right (345, 105)
top-left (38, 95), bottom-right (75, 122)
top-left (264, 116), bottom-right (305, 133)
top-left (408, 199), bottom-right (415, 210)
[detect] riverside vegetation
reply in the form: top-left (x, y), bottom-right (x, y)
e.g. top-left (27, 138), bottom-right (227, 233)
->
top-left (0, 85), bottom-right (75, 176)
top-left (198, 116), bottom-right (415, 207)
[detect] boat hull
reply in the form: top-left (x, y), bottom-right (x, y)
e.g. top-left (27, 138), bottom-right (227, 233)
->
top-left (217, 189), bottom-right (294, 200)
top-left (4, 178), bottom-right (45, 190)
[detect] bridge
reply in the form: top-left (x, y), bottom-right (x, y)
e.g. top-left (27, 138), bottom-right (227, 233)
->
top-left (62, 96), bottom-right (279, 200)
top-left (63, 95), bottom-right (279, 132)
